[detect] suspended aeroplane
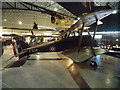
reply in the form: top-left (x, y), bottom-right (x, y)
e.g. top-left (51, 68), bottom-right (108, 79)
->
top-left (50, 1), bottom-right (112, 25)
top-left (51, 15), bottom-right (75, 25)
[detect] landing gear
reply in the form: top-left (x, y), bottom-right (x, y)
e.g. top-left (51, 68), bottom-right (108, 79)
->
top-left (90, 60), bottom-right (98, 67)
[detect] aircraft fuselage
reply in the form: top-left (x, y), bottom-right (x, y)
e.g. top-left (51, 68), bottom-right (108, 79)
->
top-left (19, 35), bottom-right (96, 58)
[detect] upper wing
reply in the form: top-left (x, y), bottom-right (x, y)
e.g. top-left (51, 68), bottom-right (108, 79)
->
top-left (83, 9), bottom-right (116, 26)
top-left (61, 9), bottom-right (117, 36)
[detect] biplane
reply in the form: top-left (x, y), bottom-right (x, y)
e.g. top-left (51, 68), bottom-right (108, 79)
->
top-left (12, 10), bottom-right (117, 59)
top-left (2, 2), bottom-right (118, 63)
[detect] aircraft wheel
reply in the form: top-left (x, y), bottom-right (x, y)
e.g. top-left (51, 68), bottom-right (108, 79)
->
top-left (49, 45), bottom-right (56, 52)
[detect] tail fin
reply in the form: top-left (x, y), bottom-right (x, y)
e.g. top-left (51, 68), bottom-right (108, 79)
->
top-left (11, 40), bottom-right (30, 56)
top-left (11, 41), bottom-right (18, 56)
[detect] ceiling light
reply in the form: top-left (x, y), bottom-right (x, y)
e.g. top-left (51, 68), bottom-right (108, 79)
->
top-left (19, 21), bottom-right (22, 24)
top-left (54, 8), bottom-right (58, 11)
top-left (4, 19), bottom-right (7, 21)
top-left (91, 35), bottom-right (102, 39)
top-left (44, 33), bottom-right (51, 36)
top-left (112, 10), bottom-right (118, 14)
top-left (116, 39), bottom-right (118, 41)
top-left (77, 17), bottom-right (80, 20)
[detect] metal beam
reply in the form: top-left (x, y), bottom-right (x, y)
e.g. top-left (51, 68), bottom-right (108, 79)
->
top-left (21, 2), bottom-right (76, 18)
top-left (23, 2), bottom-right (52, 15)
top-left (19, 2), bottom-right (30, 9)
top-left (14, 2), bottom-right (16, 8)
top-left (45, 2), bottom-right (56, 8)
top-left (2, 2), bottom-right (77, 19)
top-left (6, 2), bottom-right (14, 8)
top-left (2, 8), bottom-right (45, 13)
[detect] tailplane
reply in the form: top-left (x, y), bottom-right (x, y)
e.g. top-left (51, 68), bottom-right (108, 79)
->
top-left (11, 40), bottom-right (30, 57)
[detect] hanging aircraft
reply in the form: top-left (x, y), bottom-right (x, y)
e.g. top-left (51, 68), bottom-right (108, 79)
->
top-left (8, 8), bottom-right (117, 63)
top-left (51, 15), bottom-right (76, 25)
top-left (51, 1), bottom-right (112, 25)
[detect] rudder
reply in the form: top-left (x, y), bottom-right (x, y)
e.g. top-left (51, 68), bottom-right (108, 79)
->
top-left (11, 40), bottom-right (30, 57)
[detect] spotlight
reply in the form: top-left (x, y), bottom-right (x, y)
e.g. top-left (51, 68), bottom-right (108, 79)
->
top-left (19, 21), bottom-right (22, 24)
top-left (54, 8), bottom-right (57, 11)
top-left (112, 10), bottom-right (118, 14)
top-left (4, 19), bottom-right (7, 21)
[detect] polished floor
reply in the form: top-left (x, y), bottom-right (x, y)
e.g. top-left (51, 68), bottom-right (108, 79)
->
top-left (0, 46), bottom-right (120, 88)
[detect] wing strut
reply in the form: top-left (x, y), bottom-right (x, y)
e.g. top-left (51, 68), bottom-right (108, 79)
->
top-left (93, 14), bottom-right (98, 40)
top-left (31, 30), bottom-right (34, 36)
top-left (86, 29), bottom-right (91, 36)
top-left (91, 14), bottom-right (98, 56)
top-left (29, 30), bottom-right (38, 45)
top-left (78, 22), bottom-right (85, 53)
